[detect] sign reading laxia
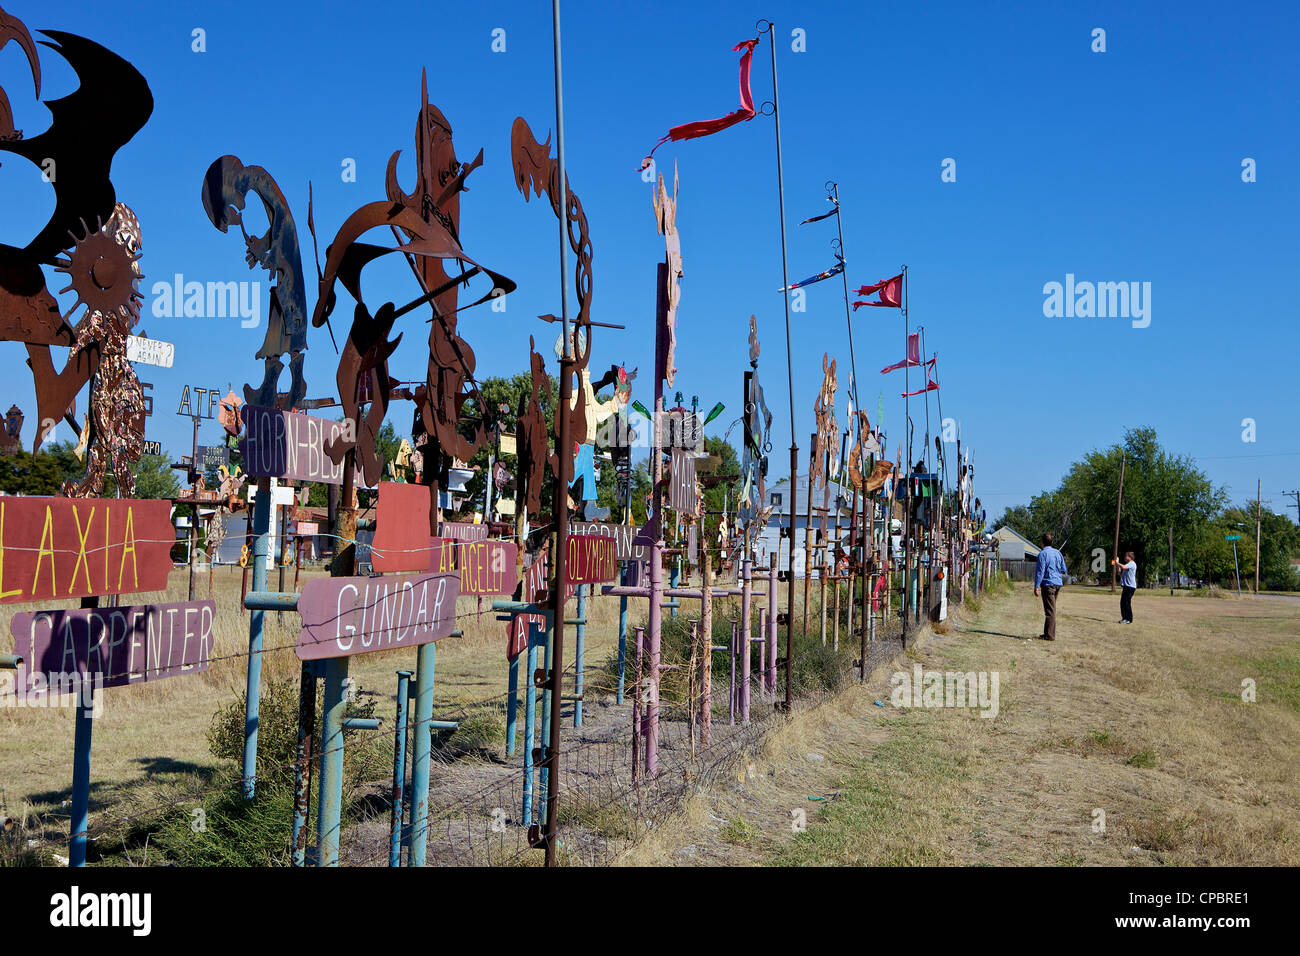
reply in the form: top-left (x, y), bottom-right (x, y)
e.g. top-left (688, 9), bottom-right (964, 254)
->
top-left (0, 499), bottom-right (174, 604)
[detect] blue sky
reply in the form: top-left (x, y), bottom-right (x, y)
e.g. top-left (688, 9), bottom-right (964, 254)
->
top-left (0, 0), bottom-right (1296, 520)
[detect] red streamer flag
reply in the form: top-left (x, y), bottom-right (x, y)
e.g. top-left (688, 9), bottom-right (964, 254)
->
top-left (881, 333), bottom-right (922, 374)
top-left (641, 38), bottom-right (760, 170)
top-left (852, 272), bottom-right (904, 310)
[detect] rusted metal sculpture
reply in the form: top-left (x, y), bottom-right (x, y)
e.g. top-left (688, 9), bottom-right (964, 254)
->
top-left (653, 164), bottom-right (682, 387)
top-left (57, 203), bottom-right (146, 497)
top-left (810, 352), bottom-right (837, 489)
top-left (312, 77), bottom-right (514, 497)
top-left (739, 315), bottom-right (772, 534)
top-left (201, 156), bottom-right (309, 410)
top-left (0, 10), bottom-right (153, 452)
top-left (517, 336), bottom-right (553, 520)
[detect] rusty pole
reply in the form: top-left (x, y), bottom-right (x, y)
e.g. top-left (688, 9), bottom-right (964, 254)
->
top-left (542, 0), bottom-right (573, 867)
top-left (802, 433), bottom-right (815, 640)
top-left (700, 548), bottom-right (713, 745)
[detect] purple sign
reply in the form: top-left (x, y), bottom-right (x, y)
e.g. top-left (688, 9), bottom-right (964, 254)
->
top-left (10, 601), bottom-right (216, 691)
top-left (240, 404), bottom-right (347, 485)
top-left (296, 571), bottom-right (460, 660)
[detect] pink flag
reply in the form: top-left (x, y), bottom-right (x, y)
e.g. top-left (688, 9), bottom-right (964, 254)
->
top-left (880, 333), bottom-right (921, 374)
top-left (901, 378), bottom-right (939, 397)
top-left (852, 272), bottom-right (903, 310)
top-left (641, 39), bottom-right (760, 169)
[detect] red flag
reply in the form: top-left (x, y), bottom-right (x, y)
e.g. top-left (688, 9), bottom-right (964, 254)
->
top-left (852, 272), bottom-right (904, 310)
top-left (880, 333), bottom-right (921, 374)
top-left (641, 38), bottom-right (760, 169)
top-left (901, 378), bottom-right (939, 398)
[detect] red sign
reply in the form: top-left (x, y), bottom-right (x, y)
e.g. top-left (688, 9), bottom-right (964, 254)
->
top-left (371, 482), bottom-right (432, 572)
top-left (565, 534), bottom-right (617, 585)
top-left (430, 537), bottom-right (520, 596)
top-left (0, 498), bottom-right (174, 604)
top-left (240, 404), bottom-right (347, 485)
top-left (296, 571), bottom-right (460, 660)
top-left (10, 601), bottom-right (216, 690)
top-left (441, 521), bottom-right (488, 542)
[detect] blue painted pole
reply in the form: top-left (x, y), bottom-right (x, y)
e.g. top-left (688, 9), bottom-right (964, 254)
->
top-left (390, 670), bottom-right (412, 867)
top-left (616, 566), bottom-right (628, 704)
top-left (242, 476), bottom-right (273, 799)
top-left (669, 560), bottom-right (680, 620)
top-left (68, 681), bottom-right (94, 867)
top-left (407, 641), bottom-right (435, 866)
top-left (316, 656), bottom-right (349, 866)
top-left (506, 651), bottom-right (519, 758)
top-left (574, 584), bottom-right (587, 727)
top-left (538, 618), bottom-right (554, 822)
top-left (522, 623), bottom-right (540, 826)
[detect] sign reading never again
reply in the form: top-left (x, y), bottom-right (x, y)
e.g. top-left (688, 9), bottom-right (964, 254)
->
top-left (10, 601), bottom-right (216, 690)
top-left (296, 571), bottom-right (460, 660)
top-left (0, 498), bottom-right (174, 604)
top-left (240, 404), bottom-right (347, 485)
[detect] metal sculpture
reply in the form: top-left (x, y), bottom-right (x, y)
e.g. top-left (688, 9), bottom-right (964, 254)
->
top-left (201, 156), bottom-right (309, 410)
top-left (0, 10), bottom-right (153, 452)
top-left (810, 352), bottom-right (837, 489)
top-left (739, 315), bottom-right (772, 534)
top-left (653, 164), bottom-right (682, 387)
top-left (312, 76), bottom-right (514, 496)
top-left (57, 203), bottom-right (146, 497)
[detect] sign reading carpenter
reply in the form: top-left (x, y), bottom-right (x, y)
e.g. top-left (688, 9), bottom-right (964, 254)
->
top-left (565, 534), bottom-right (617, 585)
top-left (568, 521), bottom-right (648, 562)
top-left (296, 571), bottom-right (460, 660)
top-left (10, 601), bottom-right (216, 690)
top-left (0, 498), bottom-right (175, 604)
top-left (430, 537), bottom-right (519, 595)
top-left (240, 404), bottom-right (346, 485)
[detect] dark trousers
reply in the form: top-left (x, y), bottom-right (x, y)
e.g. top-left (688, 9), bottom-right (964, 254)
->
top-left (1040, 585), bottom-right (1060, 639)
top-left (1120, 586), bottom-right (1135, 622)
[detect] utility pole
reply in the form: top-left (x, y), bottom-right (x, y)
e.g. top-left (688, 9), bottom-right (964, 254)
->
top-left (1111, 452), bottom-right (1126, 594)
top-left (1283, 489), bottom-right (1300, 527)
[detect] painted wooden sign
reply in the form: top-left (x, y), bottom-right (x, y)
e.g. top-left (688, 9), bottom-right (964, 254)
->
top-left (296, 571), bottom-right (460, 660)
top-left (0, 498), bottom-right (174, 604)
top-left (668, 448), bottom-right (698, 515)
top-left (196, 444), bottom-right (230, 472)
top-left (565, 533), bottom-right (617, 585)
top-left (429, 537), bottom-right (519, 596)
top-left (9, 601), bottom-right (216, 690)
top-left (125, 335), bottom-right (175, 368)
top-left (568, 520), bottom-right (648, 562)
top-left (507, 554), bottom-right (549, 661)
top-left (240, 404), bottom-right (346, 485)
top-left (370, 482), bottom-right (431, 572)
top-left (442, 521), bottom-right (488, 542)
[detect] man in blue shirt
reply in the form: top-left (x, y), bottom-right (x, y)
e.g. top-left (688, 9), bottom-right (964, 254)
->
top-left (1033, 532), bottom-right (1068, 641)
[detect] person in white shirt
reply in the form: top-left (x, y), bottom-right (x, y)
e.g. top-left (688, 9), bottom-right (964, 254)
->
top-left (1112, 552), bottom-right (1137, 623)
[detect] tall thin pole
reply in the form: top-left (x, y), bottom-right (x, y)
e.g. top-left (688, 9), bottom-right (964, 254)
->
top-left (901, 265), bottom-right (910, 644)
top-left (544, 0), bottom-right (573, 869)
top-left (757, 19), bottom-right (798, 711)
top-left (830, 183), bottom-right (861, 423)
top-left (1254, 477), bottom-right (1262, 595)
top-left (1111, 452), bottom-right (1126, 594)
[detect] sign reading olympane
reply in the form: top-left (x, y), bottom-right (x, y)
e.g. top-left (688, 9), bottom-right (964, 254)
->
top-left (295, 571), bottom-right (460, 660)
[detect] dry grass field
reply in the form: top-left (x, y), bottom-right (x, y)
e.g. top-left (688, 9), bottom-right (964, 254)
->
top-left (625, 583), bottom-right (1300, 866)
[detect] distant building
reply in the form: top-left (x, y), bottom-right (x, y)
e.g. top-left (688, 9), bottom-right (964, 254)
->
top-left (992, 526), bottom-right (1040, 562)
top-left (755, 473), bottom-right (861, 577)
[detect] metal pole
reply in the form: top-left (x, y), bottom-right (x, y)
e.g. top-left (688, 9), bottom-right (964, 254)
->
top-left (1232, 541), bottom-right (1242, 596)
top-left (700, 549), bottom-right (714, 744)
top-left (1111, 452), bottom-right (1126, 593)
top-left (1255, 477), bottom-right (1262, 595)
top-left (538, 615), bottom-right (554, 823)
top-left (766, 559), bottom-right (778, 693)
top-left (68, 596), bottom-right (99, 868)
top-left (390, 669), bottom-right (412, 867)
top-left (408, 641), bottom-right (435, 864)
top-left (728, 620), bottom-right (737, 725)
top-left (290, 661), bottom-right (316, 867)
top-left (631, 625), bottom-right (644, 781)
top-left (830, 182), bottom-right (861, 421)
top-left (739, 557), bottom-right (751, 723)
top-left (574, 583), bottom-right (586, 727)
top-left (316, 655), bottom-right (348, 866)
top-left (242, 475), bottom-right (272, 798)
top-left (755, 19), bottom-right (799, 712)
top-left (902, 266), bottom-right (911, 643)
top-left (646, 539), bottom-right (662, 777)
top-left (820, 464), bottom-right (829, 647)
top-left (188, 416), bottom-right (199, 601)
top-left (616, 564), bottom-right (629, 704)
top-left (522, 623), bottom-right (540, 825)
top-left (544, 0), bottom-right (575, 868)
top-left (803, 434), bottom-right (815, 639)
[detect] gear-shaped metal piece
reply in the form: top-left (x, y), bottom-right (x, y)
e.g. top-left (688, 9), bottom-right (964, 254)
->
top-left (52, 217), bottom-right (143, 321)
